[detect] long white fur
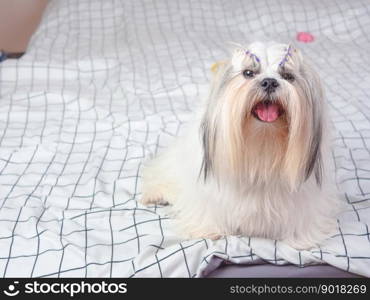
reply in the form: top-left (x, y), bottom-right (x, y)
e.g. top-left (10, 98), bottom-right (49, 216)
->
top-left (140, 42), bottom-right (339, 249)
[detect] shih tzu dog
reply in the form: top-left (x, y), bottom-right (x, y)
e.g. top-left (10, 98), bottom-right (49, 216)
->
top-left (140, 42), bottom-right (338, 249)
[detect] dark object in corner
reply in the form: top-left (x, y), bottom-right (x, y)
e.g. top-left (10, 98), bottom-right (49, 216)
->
top-left (0, 50), bottom-right (24, 62)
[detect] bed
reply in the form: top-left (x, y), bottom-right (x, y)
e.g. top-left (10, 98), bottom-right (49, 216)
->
top-left (0, 0), bottom-right (369, 277)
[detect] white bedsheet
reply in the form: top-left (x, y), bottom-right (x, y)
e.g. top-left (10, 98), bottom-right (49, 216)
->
top-left (0, 0), bottom-right (369, 277)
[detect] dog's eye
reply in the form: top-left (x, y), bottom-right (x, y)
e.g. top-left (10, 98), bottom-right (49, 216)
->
top-left (243, 69), bottom-right (255, 78)
top-left (281, 72), bottom-right (295, 82)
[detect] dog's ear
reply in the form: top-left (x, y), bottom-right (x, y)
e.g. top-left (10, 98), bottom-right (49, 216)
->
top-left (301, 61), bottom-right (325, 187)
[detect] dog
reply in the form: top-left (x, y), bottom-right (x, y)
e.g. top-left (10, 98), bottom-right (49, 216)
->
top-left (140, 42), bottom-right (339, 249)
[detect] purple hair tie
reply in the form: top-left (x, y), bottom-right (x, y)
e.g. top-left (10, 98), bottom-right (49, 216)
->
top-left (245, 50), bottom-right (260, 63)
top-left (279, 45), bottom-right (293, 67)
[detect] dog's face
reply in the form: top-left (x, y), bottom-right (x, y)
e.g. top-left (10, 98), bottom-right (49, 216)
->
top-left (202, 42), bottom-right (325, 190)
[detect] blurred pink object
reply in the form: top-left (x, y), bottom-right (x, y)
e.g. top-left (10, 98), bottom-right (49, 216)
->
top-left (296, 32), bottom-right (315, 43)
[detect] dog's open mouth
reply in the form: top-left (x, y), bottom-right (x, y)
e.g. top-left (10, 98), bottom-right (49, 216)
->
top-left (252, 100), bottom-right (284, 123)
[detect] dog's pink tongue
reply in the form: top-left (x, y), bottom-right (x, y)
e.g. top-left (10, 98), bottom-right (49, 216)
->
top-left (255, 102), bottom-right (280, 122)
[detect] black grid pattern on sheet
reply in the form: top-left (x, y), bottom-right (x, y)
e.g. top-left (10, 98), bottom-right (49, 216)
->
top-left (0, 0), bottom-right (369, 277)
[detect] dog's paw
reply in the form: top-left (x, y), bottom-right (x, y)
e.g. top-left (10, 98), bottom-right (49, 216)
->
top-left (140, 190), bottom-right (169, 206)
top-left (140, 180), bottom-right (179, 206)
top-left (201, 233), bottom-right (223, 240)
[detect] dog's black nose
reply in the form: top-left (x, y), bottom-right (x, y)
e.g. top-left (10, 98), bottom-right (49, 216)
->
top-left (260, 78), bottom-right (279, 93)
